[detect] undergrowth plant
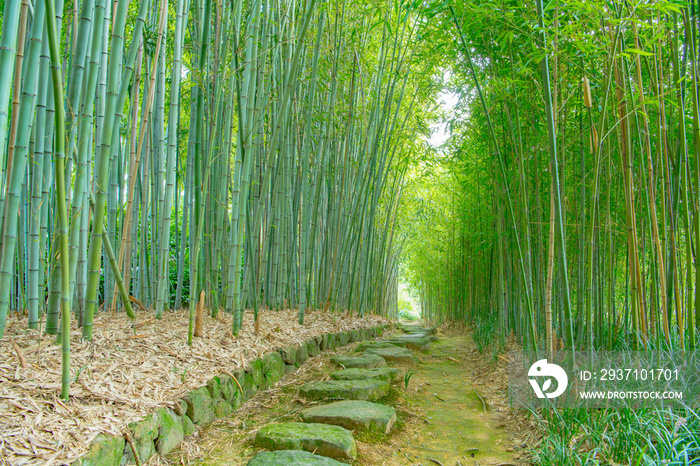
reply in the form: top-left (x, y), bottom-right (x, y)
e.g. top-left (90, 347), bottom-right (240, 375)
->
top-left (529, 404), bottom-right (700, 465)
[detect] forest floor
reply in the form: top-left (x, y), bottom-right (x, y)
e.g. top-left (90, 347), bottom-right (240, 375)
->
top-left (0, 308), bottom-right (386, 465)
top-left (162, 325), bottom-right (538, 465)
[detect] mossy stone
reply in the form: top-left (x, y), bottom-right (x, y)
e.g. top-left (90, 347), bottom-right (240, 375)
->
top-left (74, 434), bottom-right (124, 466)
top-left (243, 371), bottom-right (258, 399)
top-left (358, 328), bottom-right (367, 341)
top-left (185, 387), bottom-right (215, 425)
top-left (300, 400), bottom-right (397, 434)
top-left (230, 388), bottom-right (244, 410)
top-left (262, 352), bottom-right (285, 388)
top-left (363, 346), bottom-right (416, 364)
top-left (213, 398), bottom-right (234, 418)
top-left (206, 377), bottom-right (222, 400)
top-left (280, 346), bottom-right (297, 365)
top-left (230, 369), bottom-right (245, 399)
top-left (321, 333), bottom-right (336, 351)
top-left (155, 408), bottom-right (184, 456)
top-left (122, 413), bottom-right (158, 465)
top-left (296, 344), bottom-right (309, 364)
top-left (354, 340), bottom-right (398, 353)
top-left (254, 422), bottom-right (356, 459)
top-left (247, 358), bottom-right (264, 388)
top-left (330, 353), bottom-right (386, 369)
top-left (305, 338), bottom-right (319, 357)
top-left (383, 335), bottom-right (431, 351)
top-left (246, 450), bottom-right (346, 465)
top-left (215, 374), bottom-right (236, 401)
top-left (299, 379), bottom-right (389, 401)
top-left (399, 324), bottom-right (437, 335)
top-left (182, 413), bottom-right (196, 436)
top-left (329, 367), bottom-right (401, 383)
top-left (173, 399), bottom-right (188, 417)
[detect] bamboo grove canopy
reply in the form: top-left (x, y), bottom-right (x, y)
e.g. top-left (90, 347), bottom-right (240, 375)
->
top-left (400, 0), bottom-right (700, 355)
top-left (4, 0), bottom-right (700, 400)
top-left (0, 0), bottom-right (437, 398)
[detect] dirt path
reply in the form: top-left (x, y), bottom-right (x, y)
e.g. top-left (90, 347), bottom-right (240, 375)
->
top-left (162, 327), bottom-right (533, 465)
top-left (394, 334), bottom-right (516, 465)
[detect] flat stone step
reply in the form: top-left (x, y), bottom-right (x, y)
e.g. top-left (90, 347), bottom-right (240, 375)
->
top-left (330, 353), bottom-right (386, 369)
top-left (300, 400), bottom-right (397, 434)
top-left (398, 324), bottom-right (437, 335)
top-left (383, 335), bottom-right (432, 351)
top-left (254, 422), bottom-right (356, 460)
top-left (354, 341), bottom-right (398, 352)
top-left (247, 450), bottom-right (347, 465)
top-left (364, 346), bottom-right (416, 364)
top-left (357, 336), bottom-right (431, 352)
top-left (299, 379), bottom-right (389, 401)
top-left (398, 331), bottom-right (440, 342)
top-left (330, 367), bottom-right (401, 383)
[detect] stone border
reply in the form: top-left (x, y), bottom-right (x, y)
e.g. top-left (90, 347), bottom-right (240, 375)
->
top-left (73, 325), bottom-right (388, 466)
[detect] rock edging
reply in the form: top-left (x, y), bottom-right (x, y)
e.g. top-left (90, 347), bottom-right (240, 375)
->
top-left (73, 324), bottom-right (387, 466)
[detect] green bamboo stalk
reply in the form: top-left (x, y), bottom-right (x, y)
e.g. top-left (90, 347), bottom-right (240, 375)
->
top-left (68, 0), bottom-right (105, 314)
top-left (43, 0), bottom-right (71, 400)
top-left (155, 0), bottom-right (185, 318)
top-left (27, 44), bottom-right (51, 329)
top-left (450, 7), bottom-right (538, 351)
top-left (0, 0), bottom-right (47, 337)
top-left (0, 0), bottom-right (23, 177)
top-left (82, 0), bottom-right (130, 339)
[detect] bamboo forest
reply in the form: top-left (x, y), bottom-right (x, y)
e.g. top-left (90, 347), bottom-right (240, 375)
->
top-left (1, 0), bottom-right (700, 464)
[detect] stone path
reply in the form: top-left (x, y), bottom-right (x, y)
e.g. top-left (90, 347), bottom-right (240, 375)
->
top-left (246, 325), bottom-right (434, 464)
top-left (184, 325), bottom-right (523, 465)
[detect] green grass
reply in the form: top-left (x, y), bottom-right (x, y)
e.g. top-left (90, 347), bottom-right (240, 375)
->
top-left (468, 317), bottom-right (700, 465)
top-left (375, 386), bottom-right (403, 406)
top-left (528, 404), bottom-right (700, 465)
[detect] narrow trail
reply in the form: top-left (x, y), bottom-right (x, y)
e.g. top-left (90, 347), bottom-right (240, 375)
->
top-left (165, 326), bottom-right (532, 465)
top-left (398, 333), bottom-right (523, 465)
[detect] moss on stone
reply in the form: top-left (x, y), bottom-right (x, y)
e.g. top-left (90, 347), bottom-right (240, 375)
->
top-left (330, 353), bottom-right (386, 369)
top-left (354, 340), bottom-right (398, 353)
top-left (247, 358), bottom-right (264, 388)
top-left (243, 371), bottom-right (258, 399)
top-left (246, 450), bottom-right (346, 465)
top-left (155, 408), bottom-right (184, 456)
top-left (262, 352), bottom-right (285, 388)
top-left (280, 346), bottom-right (297, 365)
top-left (206, 377), bottom-right (222, 400)
top-left (305, 339), bottom-right (319, 357)
top-left (329, 367), bottom-right (401, 383)
top-left (74, 434), bottom-right (124, 466)
top-left (121, 413), bottom-right (159, 465)
top-left (296, 344), bottom-right (309, 364)
top-left (254, 422), bottom-right (356, 459)
top-left (363, 346), bottom-right (416, 364)
top-left (299, 379), bottom-right (389, 401)
top-left (185, 387), bottom-right (215, 425)
top-left (300, 400), bottom-right (396, 434)
top-left (182, 412), bottom-right (196, 436)
top-left (384, 335), bottom-right (431, 351)
top-left (213, 398), bottom-right (234, 418)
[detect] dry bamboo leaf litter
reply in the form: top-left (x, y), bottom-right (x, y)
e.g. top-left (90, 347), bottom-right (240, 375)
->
top-left (0, 308), bottom-right (387, 465)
